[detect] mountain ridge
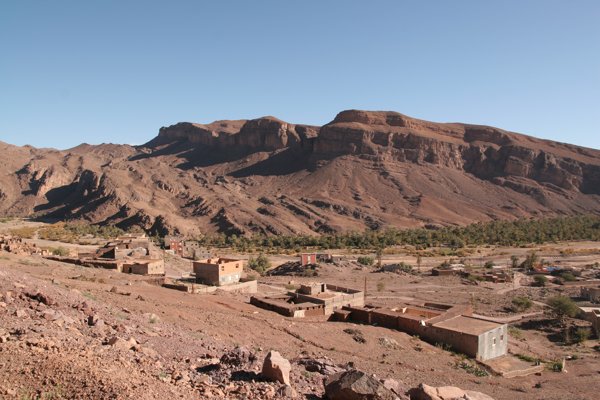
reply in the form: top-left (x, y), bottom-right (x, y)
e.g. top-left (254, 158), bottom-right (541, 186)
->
top-left (1, 110), bottom-right (599, 236)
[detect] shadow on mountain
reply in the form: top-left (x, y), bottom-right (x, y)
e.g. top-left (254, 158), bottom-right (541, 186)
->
top-left (228, 148), bottom-right (311, 177)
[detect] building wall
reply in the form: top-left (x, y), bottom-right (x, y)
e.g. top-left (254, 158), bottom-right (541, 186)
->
top-left (123, 260), bottom-right (165, 275)
top-left (476, 325), bottom-right (508, 361)
top-left (193, 259), bottom-right (243, 286)
top-left (300, 253), bottom-right (317, 266)
top-left (582, 287), bottom-right (600, 303)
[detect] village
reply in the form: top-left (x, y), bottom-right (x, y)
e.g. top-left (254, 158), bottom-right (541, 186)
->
top-left (1, 222), bottom-right (600, 399)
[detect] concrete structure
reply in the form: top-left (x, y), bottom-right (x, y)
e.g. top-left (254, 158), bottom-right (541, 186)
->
top-left (193, 257), bottom-right (244, 286)
top-left (122, 259), bottom-right (165, 275)
top-left (250, 283), bottom-right (364, 318)
top-left (163, 279), bottom-right (257, 294)
top-left (300, 253), bottom-right (317, 266)
top-left (582, 286), bottom-right (600, 303)
top-left (337, 302), bottom-right (507, 361)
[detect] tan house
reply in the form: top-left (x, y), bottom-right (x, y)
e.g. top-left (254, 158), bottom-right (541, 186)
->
top-left (193, 257), bottom-right (244, 286)
top-left (122, 259), bottom-right (165, 275)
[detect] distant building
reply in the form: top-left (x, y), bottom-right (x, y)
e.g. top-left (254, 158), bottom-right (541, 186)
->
top-left (432, 264), bottom-right (465, 276)
top-left (122, 259), bottom-right (165, 275)
top-left (250, 282), bottom-right (365, 318)
top-left (165, 236), bottom-right (184, 256)
top-left (300, 253), bottom-right (317, 266)
top-left (336, 302), bottom-right (507, 361)
top-left (582, 286), bottom-right (600, 304)
top-left (193, 257), bottom-right (244, 286)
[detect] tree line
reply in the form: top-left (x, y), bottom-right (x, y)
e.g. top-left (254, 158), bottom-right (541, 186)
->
top-left (193, 215), bottom-right (600, 251)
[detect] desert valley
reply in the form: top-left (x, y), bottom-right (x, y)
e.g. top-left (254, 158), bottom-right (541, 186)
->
top-left (1, 110), bottom-right (600, 399)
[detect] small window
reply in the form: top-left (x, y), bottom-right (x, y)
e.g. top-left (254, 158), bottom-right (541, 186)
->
top-left (500, 334), bottom-right (504, 341)
top-left (221, 266), bottom-right (224, 272)
top-left (493, 337), bottom-right (497, 346)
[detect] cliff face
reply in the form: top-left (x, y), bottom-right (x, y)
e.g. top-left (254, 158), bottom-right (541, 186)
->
top-left (0, 110), bottom-right (599, 236)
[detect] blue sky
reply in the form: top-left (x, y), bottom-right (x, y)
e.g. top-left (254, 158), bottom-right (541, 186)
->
top-left (1, 1), bottom-right (599, 150)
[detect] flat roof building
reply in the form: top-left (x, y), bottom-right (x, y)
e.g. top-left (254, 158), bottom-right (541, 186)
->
top-left (193, 257), bottom-right (244, 286)
top-left (337, 302), bottom-right (507, 361)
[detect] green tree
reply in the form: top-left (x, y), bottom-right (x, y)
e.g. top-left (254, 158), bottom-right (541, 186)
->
top-left (357, 256), bottom-right (374, 266)
top-left (521, 252), bottom-right (540, 271)
top-left (247, 253), bottom-right (271, 275)
top-left (547, 296), bottom-right (579, 322)
top-left (510, 255), bottom-right (519, 269)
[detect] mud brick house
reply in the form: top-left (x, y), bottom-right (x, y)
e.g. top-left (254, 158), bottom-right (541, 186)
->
top-left (431, 264), bottom-right (465, 276)
top-left (250, 282), bottom-right (364, 318)
top-left (337, 302), bottom-right (507, 361)
top-left (582, 286), bottom-right (600, 303)
top-left (300, 253), bottom-right (317, 266)
top-left (122, 259), bottom-right (165, 275)
top-left (165, 236), bottom-right (184, 256)
top-left (193, 257), bottom-right (244, 286)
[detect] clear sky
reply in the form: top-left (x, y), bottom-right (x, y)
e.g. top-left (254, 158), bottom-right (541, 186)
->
top-left (1, 1), bottom-right (599, 150)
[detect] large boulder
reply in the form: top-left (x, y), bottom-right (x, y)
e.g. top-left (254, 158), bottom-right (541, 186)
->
top-left (408, 383), bottom-right (495, 400)
top-left (261, 350), bottom-right (291, 385)
top-left (324, 369), bottom-right (400, 400)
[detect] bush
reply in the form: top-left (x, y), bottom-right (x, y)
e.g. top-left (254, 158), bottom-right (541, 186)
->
top-left (547, 296), bottom-right (579, 321)
top-left (51, 247), bottom-right (69, 256)
top-left (511, 296), bottom-right (533, 312)
top-left (376, 282), bottom-right (385, 292)
top-left (533, 275), bottom-right (548, 287)
top-left (560, 272), bottom-right (577, 282)
top-left (247, 254), bottom-right (271, 275)
top-left (357, 256), bottom-right (374, 266)
top-left (484, 260), bottom-right (495, 269)
top-left (573, 327), bottom-right (591, 343)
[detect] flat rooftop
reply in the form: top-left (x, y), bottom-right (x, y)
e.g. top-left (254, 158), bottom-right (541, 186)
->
top-left (434, 315), bottom-right (503, 335)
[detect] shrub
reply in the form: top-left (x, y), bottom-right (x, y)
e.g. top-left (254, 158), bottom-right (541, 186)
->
top-left (511, 296), bottom-right (533, 312)
top-left (357, 256), bottom-right (374, 266)
top-left (559, 272), bottom-right (577, 282)
top-left (484, 260), bottom-right (495, 269)
top-left (247, 254), bottom-right (271, 275)
top-left (376, 282), bottom-right (385, 292)
top-left (573, 327), bottom-right (591, 343)
top-left (533, 275), bottom-right (548, 287)
top-left (547, 296), bottom-right (579, 322)
top-left (51, 247), bottom-right (69, 256)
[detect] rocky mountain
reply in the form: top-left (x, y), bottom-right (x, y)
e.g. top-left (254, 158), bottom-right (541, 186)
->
top-left (1, 110), bottom-right (599, 236)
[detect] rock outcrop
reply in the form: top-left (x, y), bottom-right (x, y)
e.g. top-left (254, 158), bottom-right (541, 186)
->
top-left (324, 369), bottom-right (401, 400)
top-left (407, 383), bottom-right (495, 400)
top-left (261, 350), bottom-right (291, 385)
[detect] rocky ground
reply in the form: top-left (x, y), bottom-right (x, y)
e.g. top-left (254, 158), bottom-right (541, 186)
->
top-left (1, 249), bottom-right (599, 399)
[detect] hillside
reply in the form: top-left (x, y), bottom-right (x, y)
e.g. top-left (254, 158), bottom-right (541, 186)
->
top-left (1, 110), bottom-right (599, 236)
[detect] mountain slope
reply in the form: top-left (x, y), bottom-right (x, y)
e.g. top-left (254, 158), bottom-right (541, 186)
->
top-left (1, 110), bottom-right (599, 236)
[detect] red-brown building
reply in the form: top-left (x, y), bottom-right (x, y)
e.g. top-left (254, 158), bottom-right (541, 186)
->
top-left (300, 253), bottom-right (317, 266)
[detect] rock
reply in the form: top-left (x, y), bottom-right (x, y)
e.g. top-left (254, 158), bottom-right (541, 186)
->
top-left (219, 346), bottom-right (257, 368)
top-left (106, 336), bottom-right (136, 351)
top-left (277, 385), bottom-right (297, 398)
top-left (324, 369), bottom-right (399, 400)
top-left (298, 357), bottom-right (344, 375)
top-left (407, 383), bottom-right (495, 400)
top-left (25, 291), bottom-right (55, 306)
top-left (381, 378), bottom-right (405, 396)
top-left (261, 350), bottom-right (291, 385)
top-left (15, 309), bottom-right (28, 318)
top-left (41, 309), bottom-right (60, 320)
top-left (87, 314), bottom-right (104, 327)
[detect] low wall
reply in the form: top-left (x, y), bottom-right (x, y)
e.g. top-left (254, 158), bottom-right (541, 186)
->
top-left (163, 279), bottom-right (257, 294)
top-left (250, 297), bottom-right (295, 317)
